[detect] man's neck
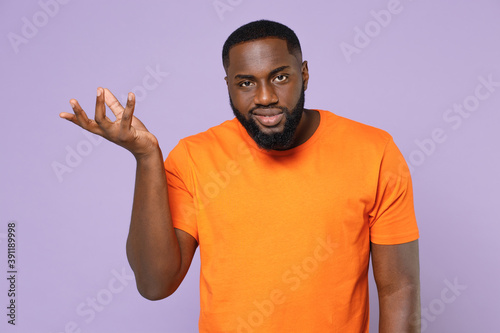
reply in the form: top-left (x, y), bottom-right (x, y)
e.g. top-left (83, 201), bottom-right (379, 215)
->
top-left (287, 109), bottom-right (320, 149)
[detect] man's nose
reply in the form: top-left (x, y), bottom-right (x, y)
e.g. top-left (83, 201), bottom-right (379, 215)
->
top-left (254, 82), bottom-right (278, 106)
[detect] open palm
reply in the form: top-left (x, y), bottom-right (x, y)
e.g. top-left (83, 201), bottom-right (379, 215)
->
top-left (60, 88), bottom-right (159, 158)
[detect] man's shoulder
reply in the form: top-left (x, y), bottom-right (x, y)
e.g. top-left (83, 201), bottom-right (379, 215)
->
top-left (318, 109), bottom-right (393, 145)
top-left (178, 118), bottom-right (241, 147)
top-left (166, 118), bottom-right (242, 164)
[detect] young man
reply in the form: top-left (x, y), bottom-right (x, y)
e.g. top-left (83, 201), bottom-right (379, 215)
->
top-left (60, 20), bottom-right (420, 332)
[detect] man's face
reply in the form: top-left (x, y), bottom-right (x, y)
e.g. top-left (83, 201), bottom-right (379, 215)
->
top-left (225, 38), bottom-right (309, 150)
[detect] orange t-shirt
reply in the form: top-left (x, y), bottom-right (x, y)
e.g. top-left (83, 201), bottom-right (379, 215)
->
top-left (165, 110), bottom-right (419, 332)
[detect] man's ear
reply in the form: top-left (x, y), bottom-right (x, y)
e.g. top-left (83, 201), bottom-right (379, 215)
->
top-left (302, 61), bottom-right (309, 91)
top-left (224, 76), bottom-right (228, 86)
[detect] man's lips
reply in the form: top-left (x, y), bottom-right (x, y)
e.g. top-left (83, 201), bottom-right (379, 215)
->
top-left (250, 108), bottom-right (285, 127)
top-left (252, 113), bottom-right (284, 127)
top-left (251, 108), bottom-right (283, 116)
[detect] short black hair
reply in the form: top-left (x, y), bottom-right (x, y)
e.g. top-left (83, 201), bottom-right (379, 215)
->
top-left (222, 20), bottom-right (302, 69)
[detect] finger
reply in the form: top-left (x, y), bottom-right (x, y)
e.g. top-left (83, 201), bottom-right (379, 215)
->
top-left (59, 112), bottom-right (76, 121)
top-left (66, 99), bottom-right (104, 136)
top-left (94, 87), bottom-right (112, 128)
top-left (70, 99), bottom-right (92, 127)
top-left (59, 112), bottom-right (81, 127)
top-left (120, 92), bottom-right (136, 132)
top-left (103, 88), bottom-right (125, 117)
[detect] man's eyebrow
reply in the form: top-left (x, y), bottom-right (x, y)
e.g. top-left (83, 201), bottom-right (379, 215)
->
top-left (269, 65), bottom-right (290, 77)
top-left (234, 74), bottom-right (255, 80)
top-left (233, 66), bottom-right (291, 80)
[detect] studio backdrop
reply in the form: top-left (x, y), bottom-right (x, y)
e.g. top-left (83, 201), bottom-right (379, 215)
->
top-left (1, 0), bottom-right (499, 332)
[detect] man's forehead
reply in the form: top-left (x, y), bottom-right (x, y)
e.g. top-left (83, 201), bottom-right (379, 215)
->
top-left (226, 37), bottom-right (301, 74)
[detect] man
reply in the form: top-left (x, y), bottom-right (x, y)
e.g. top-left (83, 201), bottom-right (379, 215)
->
top-left (60, 20), bottom-right (420, 332)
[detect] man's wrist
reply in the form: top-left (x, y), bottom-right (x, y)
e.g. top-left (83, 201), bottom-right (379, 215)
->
top-left (134, 145), bottom-right (163, 164)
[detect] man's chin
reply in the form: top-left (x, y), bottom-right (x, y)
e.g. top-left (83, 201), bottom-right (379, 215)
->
top-left (234, 112), bottom-right (300, 150)
top-left (252, 130), bottom-right (296, 151)
top-left (253, 122), bottom-right (286, 135)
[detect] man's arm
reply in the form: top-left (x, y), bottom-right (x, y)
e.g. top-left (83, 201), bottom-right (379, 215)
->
top-left (60, 88), bottom-right (197, 300)
top-left (126, 149), bottom-right (198, 300)
top-left (371, 240), bottom-right (421, 333)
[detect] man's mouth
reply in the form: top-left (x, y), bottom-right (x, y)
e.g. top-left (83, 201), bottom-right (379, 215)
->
top-left (252, 109), bottom-right (284, 127)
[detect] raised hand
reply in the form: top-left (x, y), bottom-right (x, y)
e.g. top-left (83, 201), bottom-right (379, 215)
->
top-left (60, 87), bottom-right (159, 159)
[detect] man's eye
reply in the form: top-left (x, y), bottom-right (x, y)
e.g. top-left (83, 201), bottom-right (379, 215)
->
top-left (274, 75), bottom-right (288, 82)
top-left (239, 81), bottom-right (252, 87)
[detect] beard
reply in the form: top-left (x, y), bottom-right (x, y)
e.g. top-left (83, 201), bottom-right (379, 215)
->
top-left (230, 86), bottom-right (305, 151)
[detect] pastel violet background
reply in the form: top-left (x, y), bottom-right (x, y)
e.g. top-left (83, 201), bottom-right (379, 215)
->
top-left (1, 0), bottom-right (498, 332)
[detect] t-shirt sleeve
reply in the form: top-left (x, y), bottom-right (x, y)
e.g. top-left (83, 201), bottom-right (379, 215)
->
top-left (368, 137), bottom-right (419, 245)
top-left (164, 141), bottom-right (199, 242)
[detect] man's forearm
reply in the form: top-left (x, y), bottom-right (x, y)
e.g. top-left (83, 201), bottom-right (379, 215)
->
top-left (126, 147), bottom-right (182, 300)
top-left (378, 282), bottom-right (421, 332)
top-left (372, 240), bottom-right (421, 332)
